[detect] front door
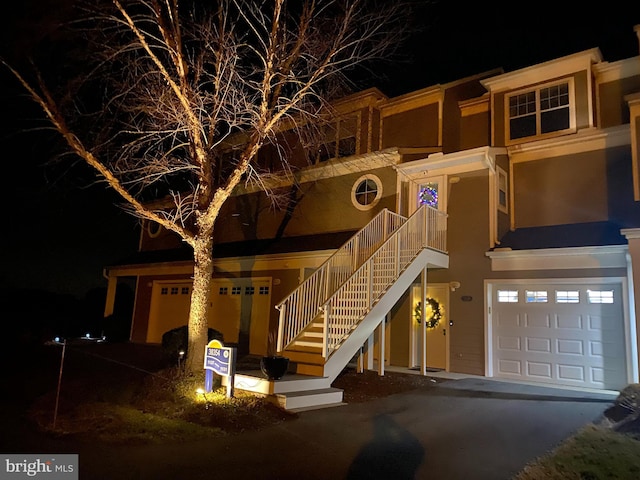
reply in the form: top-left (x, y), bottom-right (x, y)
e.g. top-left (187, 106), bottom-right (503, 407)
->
top-left (411, 284), bottom-right (448, 370)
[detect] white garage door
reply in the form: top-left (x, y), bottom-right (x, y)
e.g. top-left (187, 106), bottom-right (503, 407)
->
top-left (210, 278), bottom-right (272, 356)
top-left (491, 281), bottom-right (627, 390)
top-left (147, 281), bottom-right (193, 343)
top-left (146, 278), bottom-right (272, 356)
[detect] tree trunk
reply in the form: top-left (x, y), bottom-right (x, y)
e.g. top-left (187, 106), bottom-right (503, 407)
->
top-left (185, 235), bottom-right (215, 373)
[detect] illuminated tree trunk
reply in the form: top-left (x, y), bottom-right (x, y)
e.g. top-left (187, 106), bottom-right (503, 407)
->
top-left (186, 234), bottom-right (215, 373)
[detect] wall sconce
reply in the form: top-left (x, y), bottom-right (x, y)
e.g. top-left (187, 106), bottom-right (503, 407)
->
top-left (449, 281), bottom-right (461, 292)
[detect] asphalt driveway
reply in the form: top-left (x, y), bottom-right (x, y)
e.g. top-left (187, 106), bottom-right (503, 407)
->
top-left (3, 368), bottom-right (616, 480)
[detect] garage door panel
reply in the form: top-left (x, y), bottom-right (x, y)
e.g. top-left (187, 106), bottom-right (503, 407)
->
top-left (527, 361), bottom-right (553, 379)
top-left (496, 312), bottom-right (521, 327)
top-left (497, 335), bottom-right (521, 351)
top-left (497, 359), bottom-right (522, 375)
top-left (557, 338), bottom-right (584, 355)
top-left (591, 368), bottom-right (605, 383)
top-left (526, 337), bottom-right (551, 353)
top-left (525, 314), bottom-right (551, 328)
top-left (556, 314), bottom-right (583, 330)
top-left (556, 364), bottom-right (585, 382)
top-left (492, 281), bottom-right (627, 390)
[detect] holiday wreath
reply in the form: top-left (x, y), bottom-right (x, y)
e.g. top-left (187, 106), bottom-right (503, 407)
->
top-left (414, 297), bottom-right (442, 329)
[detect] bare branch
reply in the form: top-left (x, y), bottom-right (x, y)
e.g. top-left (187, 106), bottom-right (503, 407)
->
top-left (3, 0), bottom-right (414, 370)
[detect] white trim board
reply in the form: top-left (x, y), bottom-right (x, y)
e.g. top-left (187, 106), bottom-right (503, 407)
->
top-left (486, 245), bottom-right (629, 271)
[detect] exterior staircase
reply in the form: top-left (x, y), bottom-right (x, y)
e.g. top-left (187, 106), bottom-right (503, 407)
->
top-left (228, 205), bottom-right (448, 411)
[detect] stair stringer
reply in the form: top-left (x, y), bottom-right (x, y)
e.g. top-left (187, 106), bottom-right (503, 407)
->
top-left (321, 247), bottom-right (449, 383)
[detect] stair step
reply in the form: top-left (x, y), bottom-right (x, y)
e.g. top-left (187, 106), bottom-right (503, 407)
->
top-left (276, 387), bottom-right (344, 411)
top-left (284, 351), bottom-right (324, 368)
top-left (293, 339), bottom-right (322, 349)
top-left (301, 331), bottom-right (323, 338)
top-left (294, 362), bottom-right (325, 376)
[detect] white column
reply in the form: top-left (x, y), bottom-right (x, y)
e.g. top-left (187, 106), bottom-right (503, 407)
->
top-left (366, 333), bottom-right (374, 370)
top-left (377, 316), bottom-right (386, 377)
top-left (421, 266), bottom-right (428, 376)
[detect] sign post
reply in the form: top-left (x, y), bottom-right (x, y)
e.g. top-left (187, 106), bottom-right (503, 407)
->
top-left (203, 339), bottom-right (237, 398)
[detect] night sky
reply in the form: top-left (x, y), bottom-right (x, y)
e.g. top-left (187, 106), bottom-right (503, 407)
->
top-left (1, 1), bottom-right (638, 300)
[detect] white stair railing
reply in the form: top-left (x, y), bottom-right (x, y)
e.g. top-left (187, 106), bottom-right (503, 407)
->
top-left (275, 208), bottom-right (406, 352)
top-left (321, 205), bottom-right (446, 358)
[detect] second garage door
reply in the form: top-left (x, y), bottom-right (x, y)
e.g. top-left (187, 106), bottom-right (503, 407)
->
top-left (490, 280), bottom-right (627, 390)
top-left (146, 277), bottom-right (272, 356)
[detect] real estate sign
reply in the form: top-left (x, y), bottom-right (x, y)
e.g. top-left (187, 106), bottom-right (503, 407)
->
top-left (204, 339), bottom-right (236, 398)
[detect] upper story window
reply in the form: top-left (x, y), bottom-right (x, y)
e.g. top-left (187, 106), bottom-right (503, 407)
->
top-left (352, 174), bottom-right (382, 211)
top-left (313, 115), bottom-right (358, 163)
top-left (506, 79), bottom-right (575, 143)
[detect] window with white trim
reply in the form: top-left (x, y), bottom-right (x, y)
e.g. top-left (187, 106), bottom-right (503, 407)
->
top-left (497, 290), bottom-right (518, 303)
top-left (587, 290), bottom-right (614, 304)
top-left (506, 79), bottom-right (574, 143)
top-left (556, 290), bottom-right (579, 303)
top-left (351, 174), bottom-right (382, 211)
top-left (526, 290), bottom-right (548, 303)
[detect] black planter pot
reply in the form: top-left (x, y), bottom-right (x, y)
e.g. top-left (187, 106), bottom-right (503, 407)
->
top-left (260, 356), bottom-right (289, 380)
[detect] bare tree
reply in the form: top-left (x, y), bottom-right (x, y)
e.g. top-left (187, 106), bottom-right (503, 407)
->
top-left (4, 0), bottom-right (411, 372)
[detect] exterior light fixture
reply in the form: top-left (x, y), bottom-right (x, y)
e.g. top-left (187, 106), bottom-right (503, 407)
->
top-left (178, 350), bottom-right (185, 368)
top-left (196, 388), bottom-right (211, 409)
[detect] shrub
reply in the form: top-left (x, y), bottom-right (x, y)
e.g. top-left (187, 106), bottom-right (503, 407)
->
top-left (161, 325), bottom-right (223, 365)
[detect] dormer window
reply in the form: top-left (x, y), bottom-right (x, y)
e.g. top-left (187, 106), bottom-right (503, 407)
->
top-left (506, 79), bottom-right (575, 143)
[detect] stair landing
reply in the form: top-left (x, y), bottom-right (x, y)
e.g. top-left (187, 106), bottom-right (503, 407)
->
top-left (223, 370), bottom-right (345, 411)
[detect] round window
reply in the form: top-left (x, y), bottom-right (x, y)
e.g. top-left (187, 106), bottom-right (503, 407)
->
top-left (351, 174), bottom-right (382, 211)
top-left (147, 221), bottom-right (163, 238)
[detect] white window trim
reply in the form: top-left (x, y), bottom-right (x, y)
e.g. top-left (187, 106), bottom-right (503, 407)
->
top-left (505, 77), bottom-right (576, 145)
top-left (486, 245), bottom-right (628, 271)
top-left (147, 220), bottom-right (163, 238)
top-left (351, 174), bottom-right (383, 211)
top-left (496, 165), bottom-right (508, 214)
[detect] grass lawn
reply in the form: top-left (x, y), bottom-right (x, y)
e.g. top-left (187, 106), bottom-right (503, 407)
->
top-left (516, 424), bottom-right (640, 479)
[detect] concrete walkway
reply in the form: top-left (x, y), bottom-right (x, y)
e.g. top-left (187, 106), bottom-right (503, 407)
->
top-left (4, 376), bottom-right (616, 480)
